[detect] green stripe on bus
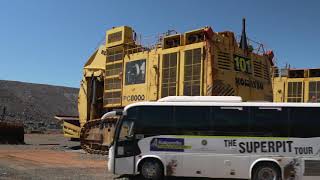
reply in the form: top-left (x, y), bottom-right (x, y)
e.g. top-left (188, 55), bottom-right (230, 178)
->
top-left (173, 135), bottom-right (289, 140)
top-left (157, 144), bottom-right (192, 150)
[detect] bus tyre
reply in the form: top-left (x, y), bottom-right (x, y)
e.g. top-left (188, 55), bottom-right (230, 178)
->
top-left (252, 162), bottom-right (281, 180)
top-left (140, 159), bottom-right (164, 180)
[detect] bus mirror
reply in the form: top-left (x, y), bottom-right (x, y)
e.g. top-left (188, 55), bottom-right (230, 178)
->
top-left (115, 110), bottom-right (123, 116)
top-left (125, 135), bottom-right (134, 140)
top-left (135, 134), bottom-right (144, 139)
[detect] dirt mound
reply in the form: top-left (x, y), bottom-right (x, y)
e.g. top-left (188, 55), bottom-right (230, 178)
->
top-left (0, 80), bottom-right (78, 133)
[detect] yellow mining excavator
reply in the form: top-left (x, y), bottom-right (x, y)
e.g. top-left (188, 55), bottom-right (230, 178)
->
top-left (56, 19), bottom-right (275, 155)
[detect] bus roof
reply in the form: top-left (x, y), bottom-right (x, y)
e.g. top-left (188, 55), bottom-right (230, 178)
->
top-left (157, 96), bottom-right (242, 103)
top-left (123, 99), bottom-right (320, 113)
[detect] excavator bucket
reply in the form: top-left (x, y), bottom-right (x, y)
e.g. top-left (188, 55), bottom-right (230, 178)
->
top-left (0, 122), bottom-right (24, 144)
top-left (54, 115), bottom-right (81, 139)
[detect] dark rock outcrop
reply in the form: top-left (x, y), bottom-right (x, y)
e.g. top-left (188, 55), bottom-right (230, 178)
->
top-left (0, 80), bottom-right (78, 133)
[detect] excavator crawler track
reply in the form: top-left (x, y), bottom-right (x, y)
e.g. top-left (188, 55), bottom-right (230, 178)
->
top-left (80, 117), bottom-right (118, 155)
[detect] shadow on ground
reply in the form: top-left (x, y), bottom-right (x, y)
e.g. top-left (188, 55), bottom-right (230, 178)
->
top-left (69, 145), bottom-right (82, 150)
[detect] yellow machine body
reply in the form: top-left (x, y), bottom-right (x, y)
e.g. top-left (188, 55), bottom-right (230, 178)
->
top-left (60, 46), bottom-right (106, 138)
top-left (273, 68), bottom-right (320, 102)
top-left (104, 27), bottom-right (273, 109)
top-left (61, 25), bottom-right (274, 141)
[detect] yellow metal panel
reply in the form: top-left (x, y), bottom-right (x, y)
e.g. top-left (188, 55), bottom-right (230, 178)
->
top-left (272, 77), bottom-right (287, 102)
top-left (273, 76), bottom-right (320, 102)
top-left (83, 45), bottom-right (106, 73)
top-left (106, 26), bottom-right (134, 48)
top-left (305, 81), bottom-right (310, 102)
top-left (76, 25), bottom-right (277, 133)
top-left (212, 37), bottom-right (273, 101)
top-left (160, 47), bottom-right (181, 97)
top-left (184, 27), bottom-right (206, 45)
top-left (105, 103), bottom-right (121, 108)
top-left (122, 52), bottom-right (149, 106)
top-left (179, 43), bottom-right (205, 96)
top-left (62, 23), bottom-right (280, 157)
top-left (146, 49), bottom-right (160, 101)
top-left (163, 34), bottom-right (183, 48)
top-left (104, 89), bottom-right (122, 93)
top-left (78, 77), bottom-right (87, 126)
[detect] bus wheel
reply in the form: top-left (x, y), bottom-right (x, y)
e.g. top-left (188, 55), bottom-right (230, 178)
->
top-left (252, 162), bottom-right (281, 180)
top-left (140, 159), bottom-right (164, 180)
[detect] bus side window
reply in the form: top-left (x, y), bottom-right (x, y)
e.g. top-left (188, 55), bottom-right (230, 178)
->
top-left (290, 107), bottom-right (320, 138)
top-left (136, 106), bottom-right (174, 135)
top-left (174, 106), bottom-right (210, 135)
top-left (126, 107), bottom-right (138, 120)
top-left (250, 107), bottom-right (289, 137)
top-left (212, 106), bottom-right (249, 136)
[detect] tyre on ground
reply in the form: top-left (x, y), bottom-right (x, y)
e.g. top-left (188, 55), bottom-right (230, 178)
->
top-left (252, 162), bottom-right (281, 180)
top-left (140, 159), bottom-right (164, 180)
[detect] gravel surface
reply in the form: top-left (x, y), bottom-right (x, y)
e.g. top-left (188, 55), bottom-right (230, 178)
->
top-left (0, 134), bottom-right (239, 180)
top-left (0, 134), bottom-right (114, 180)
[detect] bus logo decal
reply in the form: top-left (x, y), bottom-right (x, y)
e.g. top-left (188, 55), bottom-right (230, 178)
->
top-left (150, 138), bottom-right (190, 152)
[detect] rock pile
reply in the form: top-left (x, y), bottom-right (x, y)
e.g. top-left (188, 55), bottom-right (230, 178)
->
top-left (0, 80), bottom-right (78, 133)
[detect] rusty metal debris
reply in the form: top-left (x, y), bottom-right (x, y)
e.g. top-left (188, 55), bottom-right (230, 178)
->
top-left (0, 122), bottom-right (24, 144)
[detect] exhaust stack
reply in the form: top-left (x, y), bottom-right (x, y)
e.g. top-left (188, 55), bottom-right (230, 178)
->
top-left (239, 18), bottom-right (248, 50)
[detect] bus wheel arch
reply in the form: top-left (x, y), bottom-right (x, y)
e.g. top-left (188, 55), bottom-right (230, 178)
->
top-left (250, 160), bottom-right (282, 180)
top-left (137, 157), bottom-right (165, 179)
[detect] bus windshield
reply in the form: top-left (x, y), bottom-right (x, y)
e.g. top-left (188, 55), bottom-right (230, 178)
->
top-left (118, 118), bottom-right (134, 141)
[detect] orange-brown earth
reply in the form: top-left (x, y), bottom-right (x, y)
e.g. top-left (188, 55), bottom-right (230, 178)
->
top-left (0, 134), bottom-right (234, 180)
top-left (0, 134), bottom-right (113, 180)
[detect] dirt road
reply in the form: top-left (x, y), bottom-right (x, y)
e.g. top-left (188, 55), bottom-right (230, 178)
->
top-left (0, 134), bottom-right (114, 180)
top-left (0, 134), bottom-right (233, 180)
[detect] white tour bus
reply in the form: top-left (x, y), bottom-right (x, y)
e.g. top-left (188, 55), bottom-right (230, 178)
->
top-left (107, 96), bottom-right (320, 180)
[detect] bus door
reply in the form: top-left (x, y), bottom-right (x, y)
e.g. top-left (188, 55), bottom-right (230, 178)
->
top-left (114, 119), bottom-right (140, 175)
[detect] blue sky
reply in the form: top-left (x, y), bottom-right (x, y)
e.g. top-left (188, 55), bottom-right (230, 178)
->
top-left (0, 0), bottom-right (319, 87)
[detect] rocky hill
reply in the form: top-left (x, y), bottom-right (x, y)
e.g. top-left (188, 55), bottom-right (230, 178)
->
top-left (0, 80), bottom-right (79, 133)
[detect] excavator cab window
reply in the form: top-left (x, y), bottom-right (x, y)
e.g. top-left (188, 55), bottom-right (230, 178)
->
top-left (125, 59), bottom-right (146, 85)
